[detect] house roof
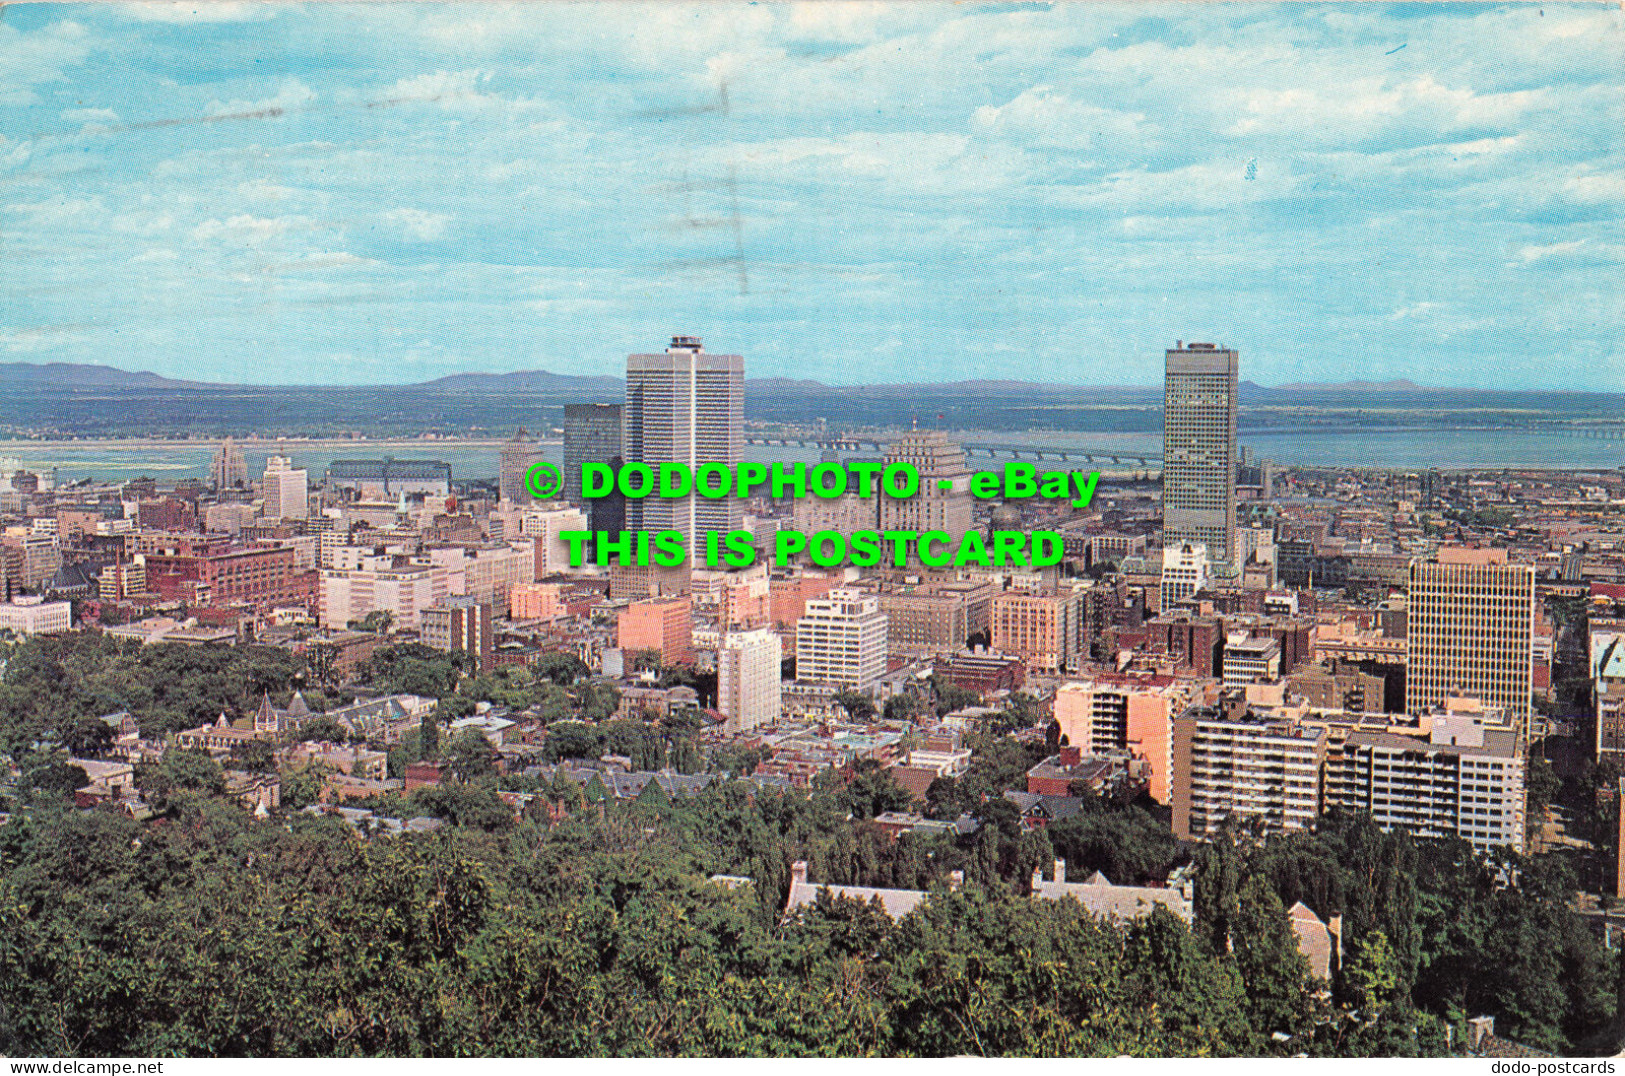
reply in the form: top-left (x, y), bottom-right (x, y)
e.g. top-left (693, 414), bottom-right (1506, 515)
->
top-left (785, 881), bottom-right (928, 920)
top-left (1032, 877), bottom-right (1192, 923)
top-left (1003, 790), bottom-right (1088, 822)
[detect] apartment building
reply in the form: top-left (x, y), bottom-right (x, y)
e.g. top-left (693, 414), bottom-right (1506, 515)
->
top-left (718, 627), bottom-right (783, 734)
top-left (1163, 342), bottom-right (1238, 566)
top-left (0, 595), bottom-right (72, 636)
top-left (618, 594), bottom-right (694, 667)
top-left (991, 586), bottom-right (1084, 674)
top-left (419, 596), bottom-right (494, 673)
top-left (878, 588), bottom-right (969, 656)
top-left (796, 588), bottom-right (888, 690)
top-left (1160, 541), bottom-right (1210, 609)
top-left (1053, 675), bottom-right (1189, 803)
top-left (1592, 618), bottom-right (1625, 761)
top-left (1171, 703), bottom-right (1328, 840)
top-left (318, 554), bottom-right (459, 630)
top-left (1330, 700), bottom-right (1526, 854)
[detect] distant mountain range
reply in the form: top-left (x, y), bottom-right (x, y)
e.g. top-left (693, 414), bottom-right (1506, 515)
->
top-left (0, 360), bottom-right (1485, 395)
top-left (3, 360), bottom-right (1618, 440)
top-left (0, 362), bottom-right (220, 391)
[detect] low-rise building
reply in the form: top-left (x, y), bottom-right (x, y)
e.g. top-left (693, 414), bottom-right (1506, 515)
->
top-left (1029, 858), bottom-right (1193, 923)
top-left (618, 594), bottom-right (694, 667)
top-left (0, 595), bottom-right (71, 636)
top-left (1026, 745), bottom-right (1135, 797)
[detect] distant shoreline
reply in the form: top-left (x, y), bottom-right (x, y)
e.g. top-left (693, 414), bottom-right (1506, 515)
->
top-left (0, 437), bottom-right (560, 449)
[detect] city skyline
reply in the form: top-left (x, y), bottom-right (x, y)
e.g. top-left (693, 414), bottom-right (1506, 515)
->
top-left (1, 3), bottom-right (1620, 390)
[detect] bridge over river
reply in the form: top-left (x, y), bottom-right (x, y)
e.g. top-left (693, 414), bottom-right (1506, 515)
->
top-left (743, 433), bottom-right (1162, 468)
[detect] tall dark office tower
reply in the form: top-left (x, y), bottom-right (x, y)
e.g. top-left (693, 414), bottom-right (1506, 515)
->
top-left (563, 403), bottom-right (625, 534)
top-left (1162, 341), bottom-right (1238, 567)
top-left (625, 337), bottom-right (744, 556)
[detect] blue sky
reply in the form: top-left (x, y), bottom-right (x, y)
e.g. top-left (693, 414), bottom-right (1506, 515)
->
top-left (1, 2), bottom-right (1621, 388)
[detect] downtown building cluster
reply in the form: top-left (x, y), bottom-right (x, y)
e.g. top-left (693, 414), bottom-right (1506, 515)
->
top-left (7, 337), bottom-right (1625, 876)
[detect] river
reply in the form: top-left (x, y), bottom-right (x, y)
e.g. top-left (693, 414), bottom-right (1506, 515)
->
top-left (0, 425), bottom-right (1619, 485)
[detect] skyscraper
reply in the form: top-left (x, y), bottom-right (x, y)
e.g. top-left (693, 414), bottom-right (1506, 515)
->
top-left (1407, 547), bottom-right (1535, 729)
top-left (212, 437), bottom-right (247, 491)
top-left (878, 430), bottom-right (972, 560)
top-left (262, 455), bottom-right (308, 520)
top-left (498, 428), bottom-right (542, 503)
top-left (624, 337), bottom-right (744, 557)
top-left (1163, 342), bottom-right (1238, 567)
top-left (563, 403), bottom-right (625, 533)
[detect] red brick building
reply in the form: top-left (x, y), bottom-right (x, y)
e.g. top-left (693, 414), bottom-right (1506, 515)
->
top-left (143, 542), bottom-right (317, 611)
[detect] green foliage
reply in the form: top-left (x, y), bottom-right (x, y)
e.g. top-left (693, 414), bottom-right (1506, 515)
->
top-left (0, 634), bottom-right (308, 747)
top-left (1046, 804), bottom-right (1180, 886)
top-left (882, 694), bottom-right (921, 723)
top-left (445, 728), bottom-right (497, 782)
top-left (833, 689), bottom-right (876, 722)
top-left (992, 692), bottom-right (1042, 735)
top-left (411, 781), bottom-right (514, 831)
top-left (841, 760), bottom-right (914, 819)
top-left (61, 716), bottom-right (114, 758)
top-left (18, 754), bottom-right (90, 801)
top-left (230, 740), bottom-right (276, 773)
top-left (366, 644), bottom-right (461, 699)
top-left (351, 610), bottom-right (395, 634)
top-left (1192, 812), bottom-right (1618, 1056)
top-left (545, 720), bottom-right (604, 762)
top-left (930, 677), bottom-right (979, 717)
top-left (298, 715), bottom-right (350, 743)
top-left (0, 636), bottom-right (1606, 1058)
top-left (280, 762), bottom-right (328, 809)
top-left (135, 749), bottom-right (226, 813)
top-left (1232, 875), bottom-right (1315, 1042)
top-left (523, 650), bottom-right (587, 685)
top-left (418, 709), bottom-right (440, 760)
top-left (1527, 756), bottom-right (1561, 842)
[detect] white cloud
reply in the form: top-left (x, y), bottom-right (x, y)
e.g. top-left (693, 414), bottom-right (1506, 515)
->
top-left (0, 326), bottom-right (89, 352)
top-left (113, 210), bottom-right (177, 237)
top-left (787, 2), bottom-right (902, 43)
top-left (190, 214), bottom-right (309, 244)
top-left (378, 70), bottom-right (493, 111)
top-left (0, 19), bottom-right (94, 107)
top-left (258, 251), bottom-right (376, 275)
top-left (205, 79), bottom-right (315, 118)
top-left (235, 179), bottom-right (303, 202)
top-left (1565, 172), bottom-right (1625, 203)
top-left (383, 208), bottom-right (452, 241)
top-left (1225, 76), bottom-right (1549, 143)
top-left (1389, 302), bottom-right (1442, 321)
top-left (1516, 239), bottom-right (1588, 264)
top-left (972, 87), bottom-right (1143, 149)
top-left (4, 197), bottom-right (107, 228)
top-left (61, 107), bottom-right (119, 125)
top-left (119, 2), bottom-right (276, 23)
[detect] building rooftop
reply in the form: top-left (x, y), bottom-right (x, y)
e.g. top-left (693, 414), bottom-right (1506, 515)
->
top-left (1030, 861), bottom-right (1192, 924)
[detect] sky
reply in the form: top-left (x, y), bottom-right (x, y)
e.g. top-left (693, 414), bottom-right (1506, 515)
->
top-left (0, 2), bottom-right (1621, 389)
